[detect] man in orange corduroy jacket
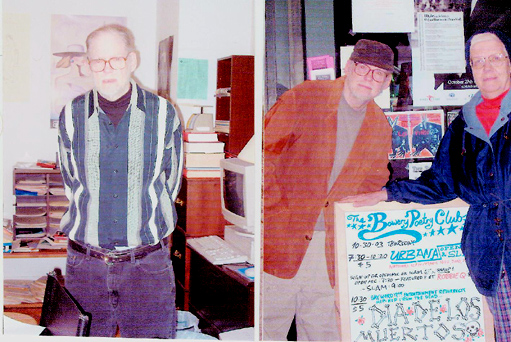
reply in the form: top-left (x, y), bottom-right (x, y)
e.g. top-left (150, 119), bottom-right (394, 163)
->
top-left (262, 39), bottom-right (394, 341)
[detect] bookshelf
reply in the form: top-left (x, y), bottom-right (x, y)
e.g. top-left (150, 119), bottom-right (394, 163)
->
top-left (215, 55), bottom-right (254, 156)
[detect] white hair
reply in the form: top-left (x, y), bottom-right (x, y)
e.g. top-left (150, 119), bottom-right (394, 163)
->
top-left (470, 33), bottom-right (508, 56)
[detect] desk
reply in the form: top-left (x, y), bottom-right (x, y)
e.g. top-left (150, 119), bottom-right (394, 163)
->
top-left (187, 246), bottom-right (254, 338)
top-left (4, 302), bottom-right (43, 323)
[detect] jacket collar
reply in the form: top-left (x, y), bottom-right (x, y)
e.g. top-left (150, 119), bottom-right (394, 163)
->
top-left (462, 89), bottom-right (511, 142)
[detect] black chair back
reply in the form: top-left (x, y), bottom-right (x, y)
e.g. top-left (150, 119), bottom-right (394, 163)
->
top-left (39, 270), bottom-right (91, 336)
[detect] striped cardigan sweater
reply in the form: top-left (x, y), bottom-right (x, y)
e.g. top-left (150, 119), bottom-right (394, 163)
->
top-left (57, 80), bottom-right (183, 248)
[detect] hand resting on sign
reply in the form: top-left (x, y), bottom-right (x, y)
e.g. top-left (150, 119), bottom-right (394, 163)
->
top-left (340, 188), bottom-right (388, 207)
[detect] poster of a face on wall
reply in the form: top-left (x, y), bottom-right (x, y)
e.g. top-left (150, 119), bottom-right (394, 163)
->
top-left (50, 15), bottom-right (127, 128)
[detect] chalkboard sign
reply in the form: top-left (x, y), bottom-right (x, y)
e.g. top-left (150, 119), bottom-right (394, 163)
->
top-left (334, 199), bottom-right (494, 341)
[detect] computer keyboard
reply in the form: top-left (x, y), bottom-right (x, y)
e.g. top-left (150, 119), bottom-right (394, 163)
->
top-left (187, 235), bottom-right (248, 265)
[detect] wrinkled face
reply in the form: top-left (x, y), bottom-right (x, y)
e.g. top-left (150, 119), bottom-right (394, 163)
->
top-left (87, 31), bottom-right (137, 101)
top-left (470, 34), bottom-right (511, 99)
top-left (343, 59), bottom-right (391, 106)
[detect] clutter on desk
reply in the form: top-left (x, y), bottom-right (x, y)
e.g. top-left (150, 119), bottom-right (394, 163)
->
top-left (11, 239), bottom-right (40, 252)
top-left (4, 219), bottom-right (13, 253)
top-left (176, 310), bottom-right (218, 340)
top-left (36, 159), bottom-right (57, 169)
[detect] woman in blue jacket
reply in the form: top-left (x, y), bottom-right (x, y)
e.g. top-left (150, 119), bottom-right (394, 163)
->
top-left (345, 28), bottom-right (511, 340)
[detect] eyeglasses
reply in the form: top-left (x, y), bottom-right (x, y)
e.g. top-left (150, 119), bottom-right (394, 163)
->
top-left (470, 53), bottom-right (509, 69)
top-left (88, 55), bottom-right (130, 72)
top-left (353, 62), bottom-right (390, 83)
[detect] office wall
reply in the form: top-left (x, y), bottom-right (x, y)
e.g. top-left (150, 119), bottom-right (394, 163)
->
top-left (2, 0), bottom-right (255, 223)
top-left (159, 0), bottom-right (255, 124)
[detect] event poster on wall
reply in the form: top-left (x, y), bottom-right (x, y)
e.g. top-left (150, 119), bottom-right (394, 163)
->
top-left (411, 12), bottom-right (478, 106)
top-left (335, 200), bottom-right (494, 342)
top-left (385, 110), bottom-right (444, 160)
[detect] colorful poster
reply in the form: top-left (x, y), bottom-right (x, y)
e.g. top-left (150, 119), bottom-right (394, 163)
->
top-left (386, 110), bottom-right (444, 160)
top-left (335, 200), bottom-right (494, 342)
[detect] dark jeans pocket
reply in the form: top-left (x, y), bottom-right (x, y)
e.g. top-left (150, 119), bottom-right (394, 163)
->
top-left (135, 248), bottom-right (173, 275)
top-left (66, 247), bottom-right (88, 268)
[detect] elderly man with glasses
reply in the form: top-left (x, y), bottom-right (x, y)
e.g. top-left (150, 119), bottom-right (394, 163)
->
top-left (263, 39), bottom-right (394, 341)
top-left (57, 24), bottom-right (182, 338)
top-left (344, 29), bottom-right (511, 341)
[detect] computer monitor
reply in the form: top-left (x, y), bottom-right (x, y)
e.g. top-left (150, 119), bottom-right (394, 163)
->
top-left (220, 157), bottom-right (255, 233)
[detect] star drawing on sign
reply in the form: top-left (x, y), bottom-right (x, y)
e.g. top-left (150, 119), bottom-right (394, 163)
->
top-left (436, 226), bottom-right (445, 235)
top-left (447, 224), bottom-right (458, 234)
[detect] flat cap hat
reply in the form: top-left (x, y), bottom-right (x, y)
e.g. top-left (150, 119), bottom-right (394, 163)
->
top-left (350, 39), bottom-right (394, 72)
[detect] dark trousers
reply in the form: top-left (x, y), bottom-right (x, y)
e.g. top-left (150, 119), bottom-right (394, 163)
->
top-left (65, 240), bottom-right (177, 338)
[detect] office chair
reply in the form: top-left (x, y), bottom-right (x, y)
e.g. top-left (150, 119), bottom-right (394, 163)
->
top-left (39, 269), bottom-right (91, 336)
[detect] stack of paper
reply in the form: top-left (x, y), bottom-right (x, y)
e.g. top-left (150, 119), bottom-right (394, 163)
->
top-left (183, 130), bottom-right (225, 178)
top-left (15, 178), bottom-right (47, 196)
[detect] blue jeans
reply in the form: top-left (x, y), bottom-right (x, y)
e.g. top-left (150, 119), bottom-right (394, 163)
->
top-left (65, 240), bottom-right (177, 338)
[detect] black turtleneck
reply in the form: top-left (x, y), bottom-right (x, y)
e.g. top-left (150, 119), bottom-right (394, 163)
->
top-left (98, 85), bottom-right (132, 127)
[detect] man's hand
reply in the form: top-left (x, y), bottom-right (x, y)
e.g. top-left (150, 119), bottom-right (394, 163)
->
top-left (339, 189), bottom-right (388, 207)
